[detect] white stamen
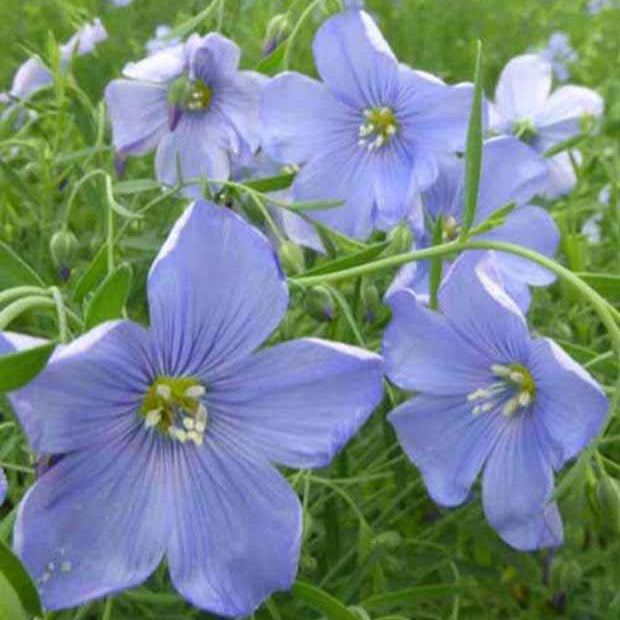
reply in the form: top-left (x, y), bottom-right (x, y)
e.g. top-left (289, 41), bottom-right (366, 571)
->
top-left (185, 385), bottom-right (205, 399)
top-left (195, 421), bottom-right (206, 433)
top-left (385, 124), bottom-right (397, 136)
top-left (491, 364), bottom-right (511, 378)
top-left (518, 391), bottom-right (531, 407)
top-left (144, 408), bottom-right (162, 428)
top-left (502, 397), bottom-right (520, 417)
top-left (182, 417), bottom-right (195, 430)
top-left (196, 403), bottom-right (208, 424)
top-left (510, 371), bottom-right (525, 384)
top-left (156, 384), bottom-right (172, 401)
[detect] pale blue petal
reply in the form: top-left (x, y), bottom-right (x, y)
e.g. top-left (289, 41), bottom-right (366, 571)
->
top-left (122, 44), bottom-right (186, 83)
top-left (544, 151), bottom-right (578, 198)
top-left (14, 429), bottom-right (171, 609)
top-left (390, 395), bottom-right (505, 506)
top-left (208, 338), bottom-right (383, 468)
top-left (188, 33), bottom-right (240, 84)
top-left (147, 201), bottom-right (288, 378)
top-left (167, 439), bottom-right (301, 617)
top-left (529, 338), bottom-right (608, 469)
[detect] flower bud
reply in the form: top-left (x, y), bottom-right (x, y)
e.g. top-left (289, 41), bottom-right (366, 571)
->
top-left (49, 229), bottom-right (78, 276)
top-left (360, 281), bottom-right (380, 324)
top-left (304, 286), bottom-right (336, 322)
top-left (386, 222), bottom-right (413, 256)
top-left (278, 240), bottom-right (305, 275)
top-left (596, 474), bottom-right (620, 536)
top-left (262, 14), bottom-right (290, 57)
top-left (550, 557), bottom-right (582, 593)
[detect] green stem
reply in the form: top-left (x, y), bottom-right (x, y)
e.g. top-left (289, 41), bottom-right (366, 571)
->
top-left (49, 286), bottom-right (68, 343)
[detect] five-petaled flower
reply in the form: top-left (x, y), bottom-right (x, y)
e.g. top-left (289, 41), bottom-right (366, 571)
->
top-left (489, 53), bottom-right (603, 198)
top-left (388, 136), bottom-right (559, 311)
top-left (260, 7), bottom-right (474, 239)
top-left (105, 34), bottom-right (265, 196)
top-left (8, 201), bottom-right (383, 616)
top-left (383, 255), bottom-right (608, 550)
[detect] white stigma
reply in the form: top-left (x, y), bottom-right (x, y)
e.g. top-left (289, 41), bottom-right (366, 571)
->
top-left (185, 385), bottom-right (206, 398)
top-left (156, 384), bottom-right (172, 401)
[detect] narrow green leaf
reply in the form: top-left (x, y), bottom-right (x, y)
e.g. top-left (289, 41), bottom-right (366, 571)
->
top-left (361, 583), bottom-right (474, 611)
top-left (291, 581), bottom-right (360, 620)
top-left (459, 40), bottom-right (483, 240)
top-left (301, 241), bottom-right (390, 278)
top-left (576, 273), bottom-right (620, 299)
top-left (285, 199), bottom-right (343, 212)
top-left (0, 242), bottom-right (44, 289)
top-left (0, 539), bottom-right (43, 618)
top-left (0, 341), bottom-right (55, 392)
top-left (429, 216), bottom-right (444, 310)
top-left (85, 263), bottom-right (133, 330)
top-left (114, 179), bottom-right (162, 195)
top-left (255, 43), bottom-right (287, 75)
top-left (73, 245), bottom-right (108, 303)
top-left (244, 173), bottom-right (295, 194)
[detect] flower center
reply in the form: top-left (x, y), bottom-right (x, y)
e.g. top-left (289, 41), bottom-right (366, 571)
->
top-left (141, 376), bottom-right (207, 445)
top-left (442, 215), bottom-right (460, 242)
top-left (358, 106), bottom-right (399, 150)
top-left (187, 79), bottom-right (213, 111)
top-left (168, 75), bottom-right (213, 113)
top-left (467, 363), bottom-right (536, 417)
top-left (512, 118), bottom-right (538, 144)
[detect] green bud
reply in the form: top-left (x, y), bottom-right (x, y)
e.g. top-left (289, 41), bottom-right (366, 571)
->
top-left (376, 530), bottom-right (402, 550)
top-left (360, 281), bottom-right (380, 324)
top-left (304, 286), bottom-right (335, 322)
top-left (263, 14), bottom-right (290, 56)
top-left (167, 74), bottom-right (192, 108)
top-left (49, 229), bottom-right (78, 270)
top-left (596, 474), bottom-right (620, 536)
top-left (278, 240), bottom-right (305, 275)
top-left (386, 223), bottom-right (413, 256)
top-left (550, 557), bottom-right (582, 593)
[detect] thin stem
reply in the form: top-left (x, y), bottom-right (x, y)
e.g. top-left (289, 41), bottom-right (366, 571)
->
top-left (49, 286), bottom-right (68, 343)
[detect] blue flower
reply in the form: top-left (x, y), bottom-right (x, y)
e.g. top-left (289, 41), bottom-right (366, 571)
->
top-left (383, 256), bottom-right (608, 550)
top-left (105, 34), bottom-right (266, 197)
top-left (145, 25), bottom-right (181, 56)
top-left (8, 201), bottom-right (383, 615)
top-left (260, 8), bottom-right (473, 239)
top-left (388, 136), bottom-right (559, 311)
top-left (489, 54), bottom-right (603, 198)
top-left (540, 32), bottom-right (578, 83)
top-left (0, 332), bottom-right (46, 505)
top-left (1, 19), bottom-right (107, 124)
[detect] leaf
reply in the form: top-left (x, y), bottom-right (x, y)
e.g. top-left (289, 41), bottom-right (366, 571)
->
top-left (85, 263), bottom-right (133, 330)
top-left (255, 43), bottom-right (287, 76)
top-left (300, 241), bottom-right (390, 278)
top-left (0, 242), bottom-right (44, 290)
top-left (0, 341), bottom-right (55, 393)
top-left (460, 40), bottom-right (483, 239)
top-left (361, 583), bottom-right (474, 611)
top-left (0, 536), bottom-right (43, 618)
top-left (291, 581), bottom-right (361, 620)
top-left (114, 179), bottom-right (162, 195)
top-left (73, 245), bottom-right (108, 303)
top-left (285, 199), bottom-right (343, 212)
top-left (576, 273), bottom-right (620, 299)
top-left (244, 173), bottom-right (295, 194)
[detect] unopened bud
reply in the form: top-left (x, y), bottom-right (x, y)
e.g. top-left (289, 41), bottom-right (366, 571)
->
top-left (386, 223), bottom-right (413, 256)
top-left (278, 240), bottom-right (305, 275)
top-left (550, 557), bottom-right (582, 593)
top-left (304, 286), bottom-right (335, 322)
top-left (262, 14), bottom-right (290, 57)
top-left (360, 282), bottom-right (380, 324)
top-left (50, 229), bottom-right (78, 276)
top-left (596, 474), bottom-right (620, 536)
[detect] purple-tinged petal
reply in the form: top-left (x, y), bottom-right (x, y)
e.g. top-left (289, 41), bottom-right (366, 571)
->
top-left (269, 201), bottom-right (326, 253)
top-left (14, 429), bottom-right (170, 610)
top-left (439, 255), bottom-right (531, 364)
top-left (292, 145), bottom-right (376, 239)
top-left (474, 137), bottom-right (549, 223)
top-left (0, 468), bottom-right (6, 506)
top-left (147, 201), bottom-right (288, 378)
top-left (0, 331), bottom-right (46, 355)
top-left (421, 154), bottom-right (463, 219)
top-left (529, 338), bottom-right (608, 469)
top-left (9, 321), bottom-right (153, 455)
top-left (494, 54), bottom-right (552, 122)
top-left (208, 338), bottom-right (383, 468)
top-left (398, 68), bottom-right (473, 153)
top-left (60, 18), bottom-right (108, 61)
top-left (536, 85), bottom-right (603, 144)
top-left (105, 79), bottom-right (169, 156)
top-left (122, 44), bottom-right (186, 83)
top-left (167, 440), bottom-right (301, 617)
top-left (383, 289), bottom-right (493, 395)
top-left (482, 415), bottom-right (564, 550)
top-left (155, 113), bottom-right (232, 193)
top-left (545, 150), bottom-right (577, 198)
top-left (390, 395), bottom-right (505, 506)
top-left (260, 72), bottom-right (354, 164)
top-left (188, 33), bottom-right (240, 84)
top-left (385, 257), bottom-right (430, 302)
top-left (312, 9), bottom-right (399, 108)
top-left (214, 70), bottom-right (266, 152)
top-left (480, 205), bottom-right (559, 286)
top-left (9, 57), bottom-right (52, 100)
